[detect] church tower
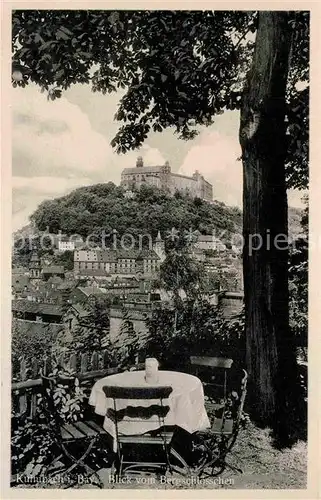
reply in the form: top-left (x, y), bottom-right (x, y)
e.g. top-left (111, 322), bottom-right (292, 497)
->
top-left (153, 231), bottom-right (166, 263)
top-left (29, 250), bottom-right (41, 279)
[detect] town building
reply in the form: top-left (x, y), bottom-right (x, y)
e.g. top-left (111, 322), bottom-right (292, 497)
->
top-left (12, 318), bottom-right (63, 345)
top-left (56, 235), bottom-right (84, 252)
top-left (42, 266), bottom-right (65, 281)
top-left (121, 157), bottom-right (213, 201)
top-left (29, 251), bottom-right (41, 279)
top-left (193, 233), bottom-right (227, 252)
top-left (74, 233), bottom-right (166, 279)
top-left (12, 300), bottom-right (64, 324)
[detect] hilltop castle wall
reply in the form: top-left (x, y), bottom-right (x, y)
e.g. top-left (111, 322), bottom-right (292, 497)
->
top-left (121, 157), bottom-right (213, 201)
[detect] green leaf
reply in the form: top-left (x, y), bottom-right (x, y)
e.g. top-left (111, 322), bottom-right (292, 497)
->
top-left (56, 29), bottom-right (70, 41)
top-left (60, 26), bottom-right (73, 36)
top-left (39, 41), bottom-right (56, 52)
top-left (55, 69), bottom-right (65, 80)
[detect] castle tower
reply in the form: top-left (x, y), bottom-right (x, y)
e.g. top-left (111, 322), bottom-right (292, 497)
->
top-left (136, 156), bottom-right (144, 168)
top-left (29, 250), bottom-right (41, 279)
top-left (153, 231), bottom-right (166, 263)
top-left (160, 161), bottom-right (171, 192)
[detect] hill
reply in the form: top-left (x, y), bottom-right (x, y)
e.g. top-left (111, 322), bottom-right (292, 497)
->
top-left (15, 182), bottom-right (303, 246)
top-left (27, 183), bottom-right (243, 241)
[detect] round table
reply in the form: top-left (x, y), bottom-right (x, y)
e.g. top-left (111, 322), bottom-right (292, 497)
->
top-left (89, 370), bottom-right (210, 449)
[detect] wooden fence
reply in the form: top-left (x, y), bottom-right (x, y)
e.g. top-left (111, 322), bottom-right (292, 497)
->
top-left (11, 350), bottom-right (143, 419)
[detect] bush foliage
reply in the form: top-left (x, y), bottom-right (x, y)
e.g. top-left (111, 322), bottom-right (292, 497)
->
top-left (29, 183), bottom-right (242, 239)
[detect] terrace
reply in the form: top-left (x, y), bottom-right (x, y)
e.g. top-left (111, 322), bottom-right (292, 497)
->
top-left (11, 346), bottom-right (307, 490)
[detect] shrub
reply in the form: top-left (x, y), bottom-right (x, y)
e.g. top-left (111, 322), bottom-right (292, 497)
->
top-left (144, 299), bottom-right (245, 370)
top-left (11, 360), bottom-right (88, 476)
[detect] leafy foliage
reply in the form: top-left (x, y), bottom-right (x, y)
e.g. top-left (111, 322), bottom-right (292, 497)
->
top-left (13, 234), bottom-right (54, 268)
top-left (61, 296), bottom-right (111, 358)
top-left (52, 250), bottom-right (74, 270)
top-left (145, 299), bottom-right (245, 370)
top-left (11, 360), bottom-right (87, 476)
top-left (160, 230), bottom-right (204, 302)
top-left (11, 319), bottom-right (58, 378)
top-left (289, 197), bottom-right (308, 347)
top-left (12, 10), bottom-right (308, 189)
top-left (111, 307), bottom-right (141, 369)
top-left (29, 183), bottom-right (242, 239)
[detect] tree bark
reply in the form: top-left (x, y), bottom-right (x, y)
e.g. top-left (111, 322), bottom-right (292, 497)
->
top-left (239, 12), bottom-right (302, 442)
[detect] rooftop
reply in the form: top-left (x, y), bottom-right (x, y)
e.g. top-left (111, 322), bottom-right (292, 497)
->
top-left (71, 303), bottom-right (91, 318)
top-left (12, 275), bottom-right (30, 291)
top-left (12, 267), bottom-right (29, 275)
top-left (77, 269), bottom-right (111, 277)
top-left (12, 318), bottom-right (63, 339)
top-left (42, 266), bottom-right (65, 274)
top-left (122, 165), bottom-right (164, 175)
top-left (77, 286), bottom-right (107, 297)
top-left (76, 249), bottom-right (160, 262)
top-left (12, 300), bottom-right (64, 316)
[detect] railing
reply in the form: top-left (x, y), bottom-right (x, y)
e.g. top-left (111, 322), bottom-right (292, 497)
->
top-left (11, 350), bottom-right (143, 419)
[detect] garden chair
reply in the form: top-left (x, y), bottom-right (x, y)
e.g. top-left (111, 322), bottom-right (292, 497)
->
top-left (190, 356), bottom-right (233, 410)
top-left (40, 372), bottom-right (107, 488)
top-left (191, 367), bottom-right (248, 477)
top-left (102, 385), bottom-right (190, 477)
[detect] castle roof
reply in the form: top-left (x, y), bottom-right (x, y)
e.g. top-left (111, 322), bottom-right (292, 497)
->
top-left (122, 166), bottom-right (163, 175)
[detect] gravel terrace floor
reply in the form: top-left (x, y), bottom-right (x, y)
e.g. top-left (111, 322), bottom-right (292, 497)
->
top-left (94, 422), bottom-right (307, 490)
top-left (15, 421), bottom-right (306, 490)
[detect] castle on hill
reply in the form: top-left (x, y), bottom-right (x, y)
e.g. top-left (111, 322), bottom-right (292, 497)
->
top-left (121, 156), bottom-right (213, 201)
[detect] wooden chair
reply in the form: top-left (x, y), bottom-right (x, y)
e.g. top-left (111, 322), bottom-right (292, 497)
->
top-left (40, 372), bottom-right (107, 487)
top-left (192, 368), bottom-right (248, 477)
top-left (102, 385), bottom-right (190, 477)
top-left (190, 356), bottom-right (233, 411)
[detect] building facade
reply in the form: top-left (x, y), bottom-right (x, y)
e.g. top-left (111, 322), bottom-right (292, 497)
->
top-left (74, 248), bottom-right (161, 278)
top-left (74, 233), bottom-right (165, 279)
top-left (29, 251), bottom-right (41, 279)
top-left (121, 157), bottom-right (213, 201)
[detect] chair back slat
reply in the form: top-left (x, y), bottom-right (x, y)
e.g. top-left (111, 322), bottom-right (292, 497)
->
top-left (190, 356), bottom-right (233, 402)
top-left (103, 385), bottom-right (172, 400)
top-left (103, 384), bottom-right (173, 470)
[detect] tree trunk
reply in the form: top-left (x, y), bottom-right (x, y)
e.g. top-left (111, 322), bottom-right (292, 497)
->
top-left (239, 12), bottom-right (302, 442)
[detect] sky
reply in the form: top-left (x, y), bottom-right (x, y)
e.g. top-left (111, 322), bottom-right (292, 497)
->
top-left (12, 83), bottom-right (306, 232)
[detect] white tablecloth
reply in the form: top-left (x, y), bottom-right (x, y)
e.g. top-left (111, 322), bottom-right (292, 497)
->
top-left (89, 370), bottom-right (210, 448)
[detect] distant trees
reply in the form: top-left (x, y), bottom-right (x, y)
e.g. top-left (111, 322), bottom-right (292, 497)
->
top-left (70, 296), bottom-right (111, 354)
top-left (29, 184), bottom-right (241, 240)
top-left (145, 299), bottom-right (245, 371)
top-left (11, 320), bottom-right (57, 377)
top-left (289, 197), bottom-right (308, 349)
top-left (52, 250), bottom-right (74, 271)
